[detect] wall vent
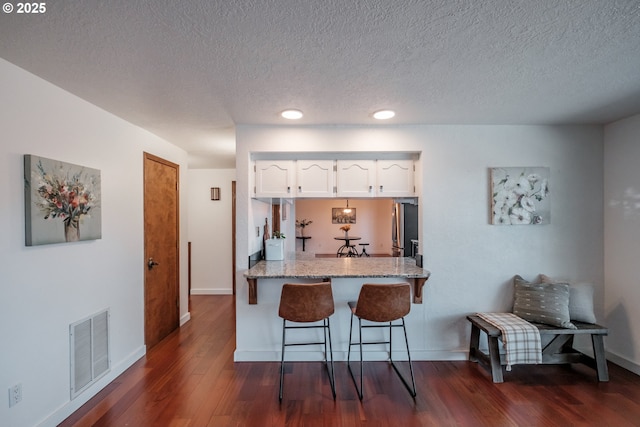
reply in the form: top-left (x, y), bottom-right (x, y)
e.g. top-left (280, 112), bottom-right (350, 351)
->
top-left (70, 309), bottom-right (110, 399)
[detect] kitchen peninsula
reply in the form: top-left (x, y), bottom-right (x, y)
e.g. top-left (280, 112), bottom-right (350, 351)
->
top-left (244, 257), bottom-right (430, 304)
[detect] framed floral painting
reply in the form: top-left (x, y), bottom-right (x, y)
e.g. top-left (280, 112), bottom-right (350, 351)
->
top-left (24, 155), bottom-right (102, 245)
top-left (491, 167), bottom-right (550, 225)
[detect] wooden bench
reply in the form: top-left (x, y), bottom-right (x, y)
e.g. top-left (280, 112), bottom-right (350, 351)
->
top-left (467, 314), bottom-right (609, 383)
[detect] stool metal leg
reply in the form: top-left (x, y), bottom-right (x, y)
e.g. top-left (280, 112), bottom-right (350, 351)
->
top-left (389, 318), bottom-right (417, 397)
top-left (358, 317), bottom-right (364, 397)
top-left (279, 319), bottom-right (286, 401)
top-left (280, 318), bottom-right (337, 401)
top-left (347, 315), bottom-right (416, 400)
top-left (324, 318), bottom-right (336, 399)
top-left (347, 312), bottom-right (364, 399)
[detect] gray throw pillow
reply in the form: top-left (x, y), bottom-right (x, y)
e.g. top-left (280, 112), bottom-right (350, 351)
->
top-left (513, 275), bottom-right (576, 329)
top-left (540, 274), bottom-right (597, 324)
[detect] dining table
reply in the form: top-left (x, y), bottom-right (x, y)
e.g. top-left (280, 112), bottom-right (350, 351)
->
top-left (334, 235), bottom-right (361, 257)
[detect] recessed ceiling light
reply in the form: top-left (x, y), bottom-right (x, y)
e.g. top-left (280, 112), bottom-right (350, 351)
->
top-left (373, 110), bottom-right (396, 120)
top-left (281, 109), bottom-right (303, 120)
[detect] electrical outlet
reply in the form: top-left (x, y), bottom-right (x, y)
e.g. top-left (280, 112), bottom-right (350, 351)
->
top-left (256, 226), bottom-right (260, 237)
top-left (8, 383), bottom-right (22, 407)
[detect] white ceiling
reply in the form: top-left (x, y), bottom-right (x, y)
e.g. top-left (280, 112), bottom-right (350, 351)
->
top-left (1, 0), bottom-right (640, 168)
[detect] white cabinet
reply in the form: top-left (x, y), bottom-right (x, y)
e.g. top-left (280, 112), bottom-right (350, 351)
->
top-left (254, 159), bottom-right (415, 198)
top-left (337, 160), bottom-right (415, 197)
top-left (376, 160), bottom-right (415, 197)
top-left (296, 160), bottom-right (335, 197)
top-left (254, 160), bottom-right (295, 197)
top-left (336, 160), bottom-right (376, 197)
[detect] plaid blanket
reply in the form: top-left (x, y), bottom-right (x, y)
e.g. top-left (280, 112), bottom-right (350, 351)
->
top-left (476, 312), bottom-right (542, 370)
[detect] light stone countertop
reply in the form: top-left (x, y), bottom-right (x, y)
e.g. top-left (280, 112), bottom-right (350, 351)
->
top-left (243, 257), bottom-right (430, 304)
top-left (244, 257), bottom-right (430, 279)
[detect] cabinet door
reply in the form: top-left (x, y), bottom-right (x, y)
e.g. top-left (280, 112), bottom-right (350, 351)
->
top-left (376, 160), bottom-right (415, 197)
top-left (254, 160), bottom-right (295, 197)
top-left (336, 160), bottom-right (376, 198)
top-left (296, 160), bottom-right (335, 197)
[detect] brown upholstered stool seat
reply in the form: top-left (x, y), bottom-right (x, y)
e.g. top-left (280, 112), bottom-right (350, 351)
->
top-left (347, 283), bottom-right (416, 399)
top-left (278, 282), bottom-right (336, 401)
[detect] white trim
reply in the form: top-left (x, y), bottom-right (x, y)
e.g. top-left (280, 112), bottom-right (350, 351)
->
top-left (190, 288), bottom-right (233, 295)
top-left (180, 312), bottom-right (191, 326)
top-left (233, 349), bottom-right (468, 362)
top-left (38, 346), bottom-right (146, 427)
top-left (606, 350), bottom-right (640, 376)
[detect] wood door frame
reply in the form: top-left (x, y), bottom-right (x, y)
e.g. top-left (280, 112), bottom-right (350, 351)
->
top-left (272, 204), bottom-right (280, 234)
top-left (143, 152), bottom-right (180, 347)
top-left (232, 180), bottom-right (236, 295)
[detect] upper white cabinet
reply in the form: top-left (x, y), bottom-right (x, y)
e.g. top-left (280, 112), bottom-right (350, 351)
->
top-left (376, 160), bottom-right (415, 197)
top-left (337, 160), bottom-right (415, 197)
top-left (254, 158), bottom-right (415, 198)
top-left (296, 160), bottom-right (335, 197)
top-left (336, 160), bottom-right (376, 197)
top-left (254, 160), bottom-right (295, 197)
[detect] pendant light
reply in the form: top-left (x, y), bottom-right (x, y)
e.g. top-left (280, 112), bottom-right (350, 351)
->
top-left (343, 200), bottom-right (352, 214)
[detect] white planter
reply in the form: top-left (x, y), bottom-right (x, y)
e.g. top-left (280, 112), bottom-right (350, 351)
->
top-left (265, 239), bottom-right (285, 260)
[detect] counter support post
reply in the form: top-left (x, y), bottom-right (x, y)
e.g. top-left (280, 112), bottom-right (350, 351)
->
top-left (247, 278), bottom-right (257, 304)
top-left (412, 277), bottom-right (428, 304)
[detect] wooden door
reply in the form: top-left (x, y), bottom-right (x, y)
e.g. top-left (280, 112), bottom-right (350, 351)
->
top-left (143, 153), bottom-right (180, 349)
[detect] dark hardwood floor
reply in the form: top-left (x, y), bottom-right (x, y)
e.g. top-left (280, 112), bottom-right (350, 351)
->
top-left (60, 295), bottom-right (640, 427)
top-left (315, 253), bottom-right (391, 258)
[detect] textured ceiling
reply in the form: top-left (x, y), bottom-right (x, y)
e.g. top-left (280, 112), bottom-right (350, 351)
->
top-left (1, 0), bottom-right (640, 168)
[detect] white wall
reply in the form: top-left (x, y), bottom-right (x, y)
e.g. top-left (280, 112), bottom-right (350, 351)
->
top-left (187, 169), bottom-right (236, 294)
top-left (235, 125), bottom-right (604, 362)
top-left (0, 59), bottom-right (190, 427)
top-left (604, 113), bottom-right (640, 374)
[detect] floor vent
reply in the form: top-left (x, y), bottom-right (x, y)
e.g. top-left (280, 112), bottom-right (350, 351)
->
top-left (70, 309), bottom-right (110, 399)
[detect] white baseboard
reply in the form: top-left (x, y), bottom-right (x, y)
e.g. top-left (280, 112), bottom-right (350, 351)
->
top-left (233, 349), bottom-right (468, 362)
top-left (606, 350), bottom-right (640, 376)
top-left (180, 311), bottom-right (191, 326)
top-left (190, 288), bottom-right (233, 295)
top-left (39, 346), bottom-right (146, 427)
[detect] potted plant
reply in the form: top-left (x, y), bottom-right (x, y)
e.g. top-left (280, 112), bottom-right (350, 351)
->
top-left (266, 231), bottom-right (285, 260)
top-left (296, 219), bottom-right (313, 236)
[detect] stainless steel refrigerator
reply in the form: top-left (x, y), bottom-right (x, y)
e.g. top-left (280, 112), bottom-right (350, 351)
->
top-left (391, 200), bottom-right (418, 257)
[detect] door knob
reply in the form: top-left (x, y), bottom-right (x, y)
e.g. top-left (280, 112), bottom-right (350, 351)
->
top-left (147, 257), bottom-right (159, 270)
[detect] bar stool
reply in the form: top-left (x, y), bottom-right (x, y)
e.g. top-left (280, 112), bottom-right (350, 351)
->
top-left (347, 283), bottom-right (416, 400)
top-left (278, 282), bottom-right (336, 401)
top-left (358, 243), bottom-right (370, 257)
